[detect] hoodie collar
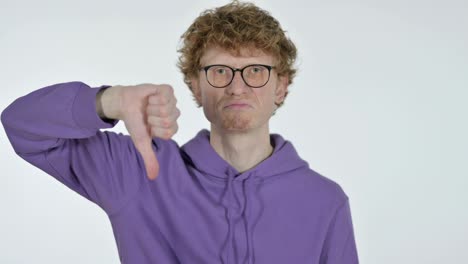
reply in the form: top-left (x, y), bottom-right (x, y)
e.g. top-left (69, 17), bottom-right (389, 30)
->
top-left (181, 129), bottom-right (309, 180)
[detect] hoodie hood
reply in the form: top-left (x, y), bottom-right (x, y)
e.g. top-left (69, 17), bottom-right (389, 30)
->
top-left (181, 129), bottom-right (309, 264)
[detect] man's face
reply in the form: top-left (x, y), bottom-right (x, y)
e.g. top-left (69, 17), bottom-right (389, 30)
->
top-left (191, 46), bottom-right (288, 132)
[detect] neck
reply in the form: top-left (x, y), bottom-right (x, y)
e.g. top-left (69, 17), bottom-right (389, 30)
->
top-left (209, 124), bottom-right (274, 173)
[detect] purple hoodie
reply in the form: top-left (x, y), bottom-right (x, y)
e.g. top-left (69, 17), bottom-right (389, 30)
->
top-left (1, 81), bottom-right (359, 264)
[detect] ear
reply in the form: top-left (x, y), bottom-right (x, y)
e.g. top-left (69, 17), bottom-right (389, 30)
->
top-left (274, 75), bottom-right (289, 105)
top-left (190, 77), bottom-right (203, 106)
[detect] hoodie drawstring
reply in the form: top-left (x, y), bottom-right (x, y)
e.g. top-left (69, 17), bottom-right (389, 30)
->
top-left (220, 168), bottom-right (237, 264)
top-left (243, 173), bottom-right (263, 264)
top-left (220, 168), bottom-right (262, 264)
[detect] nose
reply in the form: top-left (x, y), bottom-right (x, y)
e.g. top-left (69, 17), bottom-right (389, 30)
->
top-left (225, 70), bottom-right (250, 96)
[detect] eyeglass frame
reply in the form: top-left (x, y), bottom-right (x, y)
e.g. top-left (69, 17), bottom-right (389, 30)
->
top-left (199, 64), bottom-right (276, 88)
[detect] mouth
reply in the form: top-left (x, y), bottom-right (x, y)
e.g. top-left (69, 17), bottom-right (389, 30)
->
top-left (223, 103), bottom-right (252, 110)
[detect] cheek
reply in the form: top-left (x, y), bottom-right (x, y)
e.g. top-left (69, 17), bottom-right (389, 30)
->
top-left (201, 91), bottom-right (217, 108)
top-left (257, 90), bottom-right (277, 110)
top-left (201, 91), bottom-right (220, 118)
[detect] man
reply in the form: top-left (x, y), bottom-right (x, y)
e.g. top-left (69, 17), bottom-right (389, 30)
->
top-left (1, 1), bottom-right (359, 263)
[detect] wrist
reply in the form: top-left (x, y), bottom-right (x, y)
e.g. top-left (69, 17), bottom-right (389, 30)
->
top-left (97, 85), bottom-right (123, 121)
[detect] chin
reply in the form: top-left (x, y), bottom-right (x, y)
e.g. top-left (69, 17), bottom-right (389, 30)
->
top-left (220, 112), bottom-right (254, 131)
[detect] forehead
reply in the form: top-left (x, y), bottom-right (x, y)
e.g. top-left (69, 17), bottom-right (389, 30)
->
top-left (200, 46), bottom-right (275, 67)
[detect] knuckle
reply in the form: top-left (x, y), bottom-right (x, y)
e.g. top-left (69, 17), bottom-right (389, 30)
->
top-left (159, 84), bottom-right (173, 94)
top-left (159, 97), bottom-right (168, 104)
top-left (159, 108), bottom-right (168, 116)
top-left (147, 115), bottom-right (154, 125)
top-left (148, 94), bottom-right (158, 104)
top-left (161, 119), bottom-right (171, 128)
top-left (146, 105), bottom-right (154, 114)
top-left (164, 84), bottom-right (174, 94)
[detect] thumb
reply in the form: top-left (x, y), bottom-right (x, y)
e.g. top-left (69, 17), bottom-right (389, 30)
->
top-left (133, 135), bottom-right (160, 180)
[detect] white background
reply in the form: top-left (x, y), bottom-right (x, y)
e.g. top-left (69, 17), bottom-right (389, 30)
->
top-left (1, 0), bottom-right (467, 263)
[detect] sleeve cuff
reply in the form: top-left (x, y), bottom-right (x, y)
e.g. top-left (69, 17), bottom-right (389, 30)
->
top-left (72, 83), bottom-right (119, 130)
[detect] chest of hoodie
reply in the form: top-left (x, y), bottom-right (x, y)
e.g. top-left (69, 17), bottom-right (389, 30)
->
top-left (108, 162), bottom-right (334, 263)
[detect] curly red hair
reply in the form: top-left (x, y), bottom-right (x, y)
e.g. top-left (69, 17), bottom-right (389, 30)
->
top-left (177, 0), bottom-right (297, 109)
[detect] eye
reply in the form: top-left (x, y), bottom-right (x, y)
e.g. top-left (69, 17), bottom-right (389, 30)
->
top-left (215, 68), bottom-right (227, 75)
top-left (251, 66), bottom-right (263, 73)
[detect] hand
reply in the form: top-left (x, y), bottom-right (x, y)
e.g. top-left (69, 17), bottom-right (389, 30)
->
top-left (118, 84), bottom-right (180, 180)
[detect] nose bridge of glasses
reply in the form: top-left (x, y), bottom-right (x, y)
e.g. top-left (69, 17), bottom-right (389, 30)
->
top-left (230, 67), bottom-right (250, 87)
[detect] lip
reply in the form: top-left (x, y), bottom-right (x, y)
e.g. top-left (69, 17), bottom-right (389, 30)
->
top-left (223, 101), bottom-right (252, 109)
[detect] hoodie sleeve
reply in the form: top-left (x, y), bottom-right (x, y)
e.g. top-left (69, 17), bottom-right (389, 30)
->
top-left (1, 81), bottom-right (147, 215)
top-left (320, 198), bottom-right (359, 264)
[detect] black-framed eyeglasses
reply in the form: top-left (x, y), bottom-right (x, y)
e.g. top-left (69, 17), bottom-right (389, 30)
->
top-left (200, 64), bottom-right (276, 88)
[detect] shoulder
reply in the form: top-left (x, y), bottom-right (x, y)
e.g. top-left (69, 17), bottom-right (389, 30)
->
top-left (296, 166), bottom-right (349, 206)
